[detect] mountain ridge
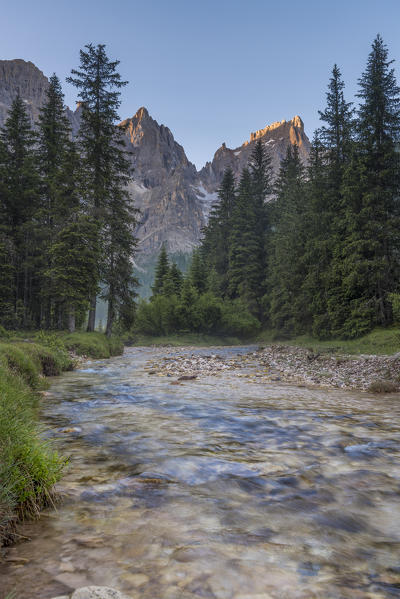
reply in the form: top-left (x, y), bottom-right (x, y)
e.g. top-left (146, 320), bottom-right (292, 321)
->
top-left (0, 58), bottom-right (311, 262)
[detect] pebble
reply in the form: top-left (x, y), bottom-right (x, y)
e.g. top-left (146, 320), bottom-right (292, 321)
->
top-left (70, 588), bottom-right (132, 599)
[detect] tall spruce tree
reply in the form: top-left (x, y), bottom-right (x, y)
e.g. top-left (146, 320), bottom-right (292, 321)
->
top-left (101, 184), bottom-right (138, 336)
top-left (201, 167), bottom-right (236, 296)
top-left (228, 168), bottom-right (264, 315)
top-left (267, 145), bottom-right (307, 335)
top-left (151, 245), bottom-right (170, 297)
top-left (67, 43), bottom-right (134, 332)
top-left (47, 215), bottom-right (100, 332)
top-left (332, 35), bottom-right (400, 337)
top-left (36, 74), bottom-right (75, 326)
top-left (189, 249), bottom-right (207, 294)
top-left (303, 66), bottom-right (354, 338)
top-left (0, 96), bottom-right (39, 326)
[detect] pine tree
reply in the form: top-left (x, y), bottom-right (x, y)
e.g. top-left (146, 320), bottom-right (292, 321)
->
top-left (0, 136), bottom-right (14, 326)
top-left (67, 43), bottom-right (131, 332)
top-left (227, 168), bottom-right (264, 316)
top-left (101, 185), bottom-right (139, 337)
top-left (333, 35), bottom-right (400, 337)
top-left (189, 249), bottom-right (207, 294)
top-left (163, 262), bottom-right (183, 297)
top-left (267, 145), bottom-right (307, 335)
top-left (36, 74), bottom-right (75, 326)
top-left (303, 66), bottom-right (354, 338)
top-left (47, 216), bottom-right (100, 332)
top-left (151, 245), bottom-right (170, 297)
top-left (169, 263), bottom-right (183, 295)
top-left (0, 96), bottom-right (39, 326)
top-left (201, 167), bottom-right (236, 295)
top-left (248, 138), bottom-right (272, 235)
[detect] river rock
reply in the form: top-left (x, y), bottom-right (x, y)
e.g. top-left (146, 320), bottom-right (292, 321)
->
top-left (71, 587), bottom-right (132, 599)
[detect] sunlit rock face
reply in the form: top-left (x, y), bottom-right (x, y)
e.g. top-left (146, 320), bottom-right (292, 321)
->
top-left (198, 115), bottom-right (311, 196)
top-left (121, 108), bottom-right (204, 257)
top-left (0, 59), bottom-right (311, 264)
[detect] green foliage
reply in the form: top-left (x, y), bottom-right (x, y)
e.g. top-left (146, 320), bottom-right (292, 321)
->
top-left (67, 43), bottom-right (138, 335)
top-left (135, 254), bottom-right (260, 339)
top-left (62, 331), bottom-right (123, 358)
top-left (388, 293), bottom-right (400, 324)
top-left (0, 341), bottom-right (69, 546)
top-left (267, 145), bottom-right (307, 336)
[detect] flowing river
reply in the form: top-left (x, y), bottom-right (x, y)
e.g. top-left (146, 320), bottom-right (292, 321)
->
top-left (1, 346), bottom-right (400, 599)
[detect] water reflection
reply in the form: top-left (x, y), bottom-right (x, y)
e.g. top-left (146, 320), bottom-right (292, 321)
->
top-left (1, 346), bottom-right (400, 599)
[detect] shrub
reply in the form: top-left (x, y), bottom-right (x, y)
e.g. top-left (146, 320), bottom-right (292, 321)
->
top-left (62, 332), bottom-right (123, 358)
top-left (219, 300), bottom-right (261, 338)
top-left (367, 379), bottom-right (399, 393)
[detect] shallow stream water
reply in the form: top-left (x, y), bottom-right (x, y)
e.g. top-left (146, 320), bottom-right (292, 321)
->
top-left (1, 346), bottom-right (400, 598)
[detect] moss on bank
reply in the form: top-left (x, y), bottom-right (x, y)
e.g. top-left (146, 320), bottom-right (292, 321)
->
top-left (0, 331), bottom-right (123, 548)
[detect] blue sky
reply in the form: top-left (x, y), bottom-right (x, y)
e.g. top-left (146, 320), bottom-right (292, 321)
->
top-left (3, 0), bottom-right (400, 168)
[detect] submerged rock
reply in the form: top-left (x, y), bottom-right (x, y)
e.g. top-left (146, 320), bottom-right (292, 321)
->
top-left (69, 587), bottom-right (132, 599)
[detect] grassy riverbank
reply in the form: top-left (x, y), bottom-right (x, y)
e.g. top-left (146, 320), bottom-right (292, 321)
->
top-left (0, 331), bottom-right (123, 548)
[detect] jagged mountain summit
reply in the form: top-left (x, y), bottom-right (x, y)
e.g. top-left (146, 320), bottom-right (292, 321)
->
top-left (0, 59), bottom-right (81, 134)
top-left (0, 58), bottom-right (311, 266)
top-left (199, 115), bottom-right (310, 195)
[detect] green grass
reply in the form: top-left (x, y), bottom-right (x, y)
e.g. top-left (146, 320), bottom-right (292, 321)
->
top-left (0, 342), bottom-right (66, 547)
top-left (127, 332), bottom-right (244, 347)
top-left (61, 331), bottom-right (124, 358)
top-left (0, 331), bottom-right (123, 548)
top-left (256, 327), bottom-right (400, 356)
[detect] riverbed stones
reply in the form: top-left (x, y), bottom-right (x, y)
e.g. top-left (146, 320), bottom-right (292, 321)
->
top-left (71, 587), bottom-right (132, 599)
top-left (146, 344), bottom-right (400, 391)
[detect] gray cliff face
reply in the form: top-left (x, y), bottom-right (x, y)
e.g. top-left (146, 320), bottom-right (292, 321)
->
top-left (121, 108), bottom-right (205, 257)
top-left (0, 59), bottom-right (311, 262)
top-left (0, 59), bottom-right (80, 132)
top-left (0, 59), bottom-right (49, 126)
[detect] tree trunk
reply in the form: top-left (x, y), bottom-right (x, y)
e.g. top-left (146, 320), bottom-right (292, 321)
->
top-left (106, 297), bottom-right (114, 338)
top-left (68, 306), bottom-right (76, 333)
top-left (87, 295), bottom-right (96, 332)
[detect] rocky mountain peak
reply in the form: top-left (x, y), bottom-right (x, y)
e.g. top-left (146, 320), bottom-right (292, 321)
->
top-left (0, 57), bottom-right (312, 283)
top-left (198, 114), bottom-right (311, 195)
top-left (0, 59), bottom-right (49, 126)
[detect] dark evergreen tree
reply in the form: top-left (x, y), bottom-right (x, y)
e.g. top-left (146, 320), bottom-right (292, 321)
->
top-left (47, 216), bottom-right (100, 332)
top-left (36, 74), bottom-right (75, 326)
top-left (303, 66), bottom-right (354, 338)
top-left (101, 185), bottom-right (139, 337)
top-left (67, 43), bottom-right (132, 332)
top-left (189, 249), bottom-right (207, 294)
top-left (227, 168), bottom-right (264, 316)
top-left (201, 167), bottom-right (236, 295)
top-left (332, 35), bottom-right (400, 336)
top-left (267, 145), bottom-right (307, 335)
top-left (248, 138), bottom-right (272, 235)
top-left (169, 262), bottom-right (183, 295)
top-left (151, 245), bottom-right (170, 297)
top-left (0, 96), bottom-right (39, 326)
